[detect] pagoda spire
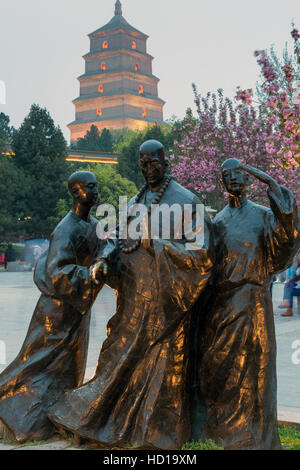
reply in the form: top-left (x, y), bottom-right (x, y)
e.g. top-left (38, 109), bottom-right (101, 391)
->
top-left (114, 0), bottom-right (122, 16)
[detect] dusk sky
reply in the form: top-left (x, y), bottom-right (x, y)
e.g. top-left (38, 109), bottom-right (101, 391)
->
top-left (0, 0), bottom-right (299, 143)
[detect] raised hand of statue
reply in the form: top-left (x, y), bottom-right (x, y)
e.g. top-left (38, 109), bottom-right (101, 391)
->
top-left (239, 162), bottom-right (282, 198)
top-left (222, 158), bottom-right (282, 199)
top-left (89, 259), bottom-right (108, 285)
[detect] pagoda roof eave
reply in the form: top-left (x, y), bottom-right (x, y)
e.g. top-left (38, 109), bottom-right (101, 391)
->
top-left (83, 49), bottom-right (154, 61)
top-left (68, 116), bottom-right (165, 127)
top-left (72, 91), bottom-right (165, 105)
top-left (89, 15), bottom-right (148, 39)
top-left (77, 70), bottom-right (160, 82)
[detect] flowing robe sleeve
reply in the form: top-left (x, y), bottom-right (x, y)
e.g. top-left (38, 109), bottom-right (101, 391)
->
top-left (35, 225), bottom-right (102, 314)
top-left (265, 185), bottom-right (300, 275)
top-left (152, 200), bottom-right (214, 317)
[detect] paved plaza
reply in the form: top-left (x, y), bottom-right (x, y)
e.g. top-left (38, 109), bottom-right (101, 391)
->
top-left (0, 271), bottom-right (299, 450)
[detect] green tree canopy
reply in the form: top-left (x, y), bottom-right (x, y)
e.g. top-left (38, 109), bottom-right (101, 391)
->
top-left (72, 125), bottom-right (113, 153)
top-left (11, 104), bottom-right (69, 237)
top-left (0, 112), bottom-right (12, 153)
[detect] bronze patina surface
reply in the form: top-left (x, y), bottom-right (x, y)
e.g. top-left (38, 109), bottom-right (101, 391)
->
top-left (48, 140), bottom-right (214, 450)
top-left (0, 172), bottom-right (111, 443)
top-left (194, 159), bottom-right (300, 450)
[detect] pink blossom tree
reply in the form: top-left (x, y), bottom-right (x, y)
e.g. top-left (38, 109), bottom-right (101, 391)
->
top-left (237, 25), bottom-right (300, 169)
top-left (170, 27), bottom-right (300, 210)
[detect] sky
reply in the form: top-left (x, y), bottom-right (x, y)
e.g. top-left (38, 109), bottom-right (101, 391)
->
top-left (0, 0), bottom-right (299, 143)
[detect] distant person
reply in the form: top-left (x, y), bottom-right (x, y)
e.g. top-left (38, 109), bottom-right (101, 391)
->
top-left (4, 243), bottom-right (17, 269)
top-left (278, 251), bottom-right (300, 316)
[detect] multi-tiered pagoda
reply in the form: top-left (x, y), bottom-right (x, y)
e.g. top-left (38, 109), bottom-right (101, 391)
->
top-left (69, 1), bottom-right (165, 142)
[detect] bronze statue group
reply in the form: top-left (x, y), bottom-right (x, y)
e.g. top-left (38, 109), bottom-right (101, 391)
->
top-left (0, 140), bottom-right (299, 450)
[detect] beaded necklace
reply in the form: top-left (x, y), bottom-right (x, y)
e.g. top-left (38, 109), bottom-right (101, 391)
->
top-left (118, 175), bottom-right (172, 254)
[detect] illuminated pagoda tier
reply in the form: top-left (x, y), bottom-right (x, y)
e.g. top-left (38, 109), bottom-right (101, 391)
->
top-left (69, 0), bottom-right (165, 141)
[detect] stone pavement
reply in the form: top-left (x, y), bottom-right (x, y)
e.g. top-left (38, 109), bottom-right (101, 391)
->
top-left (0, 272), bottom-right (299, 450)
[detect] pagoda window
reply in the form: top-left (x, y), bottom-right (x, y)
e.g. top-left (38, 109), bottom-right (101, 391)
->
top-left (102, 41), bottom-right (108, 49)
top-left (138, 85), bottom-right (143, 94)
top-left (101, 61), bottom-right (106, 71)
top-left (132, 41), bottom-right (136, 49)
top-left (135, 62), bottom-right (140, 71)
top-left (97, 107), bottom-right (102, 117)
top-left (98, 84), bottom-right (104, 93)
top-left (142, 107), bottom-right (147, 117)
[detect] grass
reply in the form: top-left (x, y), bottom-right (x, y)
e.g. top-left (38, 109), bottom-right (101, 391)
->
top-left (182, 438), bottom-right (224, 450)
top-left (182, 426), bottom-right (300, 450)
top-left (1, 425), bottom-right (300, 450)
top-left (279, 425), bottom-right (300, 450)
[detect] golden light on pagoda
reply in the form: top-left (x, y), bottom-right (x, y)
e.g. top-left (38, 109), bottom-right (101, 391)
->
top-left (138, 85), bottom-right (143, 94)
top-left (98, 84), bottom-right (104, 93)
top-left (97, 107), bottom-right (102, 116)
top-left (135, 62), bottom-right (140, 71)
top-left (102, 41), bottom-right (108, 49)
top-left (132, 41), bottom-right (136, 49)
top-left (142, 107), bottom-right (147, 117)
top-left (101, 61), bottom-right (106, 71)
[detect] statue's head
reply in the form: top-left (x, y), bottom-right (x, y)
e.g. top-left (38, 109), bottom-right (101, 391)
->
top-left (221, 158), bottom-right (249, 196)
top-left (68, 171), bottom-right (98, 207)
top-left (139, 140), bottom-right (168, 187)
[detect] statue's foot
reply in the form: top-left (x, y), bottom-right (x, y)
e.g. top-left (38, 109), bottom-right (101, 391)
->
top-left (0, 419), bottom-right (15, 442)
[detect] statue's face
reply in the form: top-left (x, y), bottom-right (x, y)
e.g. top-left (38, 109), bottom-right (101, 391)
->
top-left (73, 174), bottom-right (99, 206)
top-left (139, 152), bottom-right (166, 187)
top-left (222, 164), bottom-right (247, 196)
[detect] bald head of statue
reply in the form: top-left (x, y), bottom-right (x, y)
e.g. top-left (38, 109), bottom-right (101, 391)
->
top-left (221, 158), bottom-right (249, 196)
top-left (139, 140), bottom-right (168, 189)
top-left (68, 171), bottom-right (99, 207)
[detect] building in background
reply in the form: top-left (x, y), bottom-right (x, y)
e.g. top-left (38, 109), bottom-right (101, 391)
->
top-left (69, 0), bottom-right (165, 142)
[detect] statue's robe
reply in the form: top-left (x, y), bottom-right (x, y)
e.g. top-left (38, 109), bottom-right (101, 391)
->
top-left (0, 211), bottom-right (106, 443)
top-left (49, 179), bottom-right (214, 450)
top-left (197, 186), bottom-right (300, 450)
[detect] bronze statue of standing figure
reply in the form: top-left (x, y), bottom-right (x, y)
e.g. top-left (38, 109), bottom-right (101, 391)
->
top-left (1, 147), bottom-right (299, 451)
top-left (0, 171), bottom-right (111, 443)
top-left (48, 140), bottom-right (214, 450)
top-left (195, 158), bottom-right (300, 450)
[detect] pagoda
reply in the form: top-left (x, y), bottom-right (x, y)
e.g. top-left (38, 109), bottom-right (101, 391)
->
top-left (69, 1), bottom-right (165, 142)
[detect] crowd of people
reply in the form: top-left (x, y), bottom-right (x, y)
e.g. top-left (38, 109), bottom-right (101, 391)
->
top-left (0, 242), bottom-right (44, 271)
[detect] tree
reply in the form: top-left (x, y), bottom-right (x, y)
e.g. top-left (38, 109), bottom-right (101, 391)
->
top-left (73, 125), bottom-right (113, 153)
top-left (0, 158), bottom-right (29, 239)
top-left (171, 27), bottom-right (300, 210)
top-left (11, 104), bottom-right (69, 237)
top-left (0, 112), bottom-right (12, 153)
top-left (236, 25), bottom-right (300, 168)
top-left (99, 128), bottom-right (113, 152)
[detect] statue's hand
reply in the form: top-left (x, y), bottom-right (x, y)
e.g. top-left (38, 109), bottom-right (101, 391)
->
top-left (89, 259), bottom-right (108, 284)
